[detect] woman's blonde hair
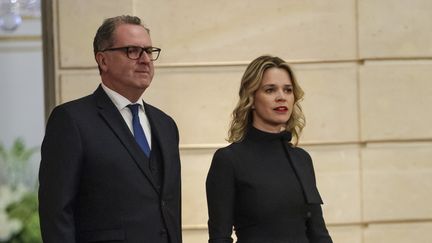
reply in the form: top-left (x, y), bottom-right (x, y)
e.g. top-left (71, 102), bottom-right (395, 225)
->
top-left (228, 55), bottom-right (305, 146)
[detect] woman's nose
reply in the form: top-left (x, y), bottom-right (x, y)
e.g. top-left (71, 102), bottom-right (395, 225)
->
top-left (275, 90), bottom-right (286, 101)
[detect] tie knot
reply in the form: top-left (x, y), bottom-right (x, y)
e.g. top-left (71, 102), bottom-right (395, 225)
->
top-left (127, 104), bottom-right (141, 116)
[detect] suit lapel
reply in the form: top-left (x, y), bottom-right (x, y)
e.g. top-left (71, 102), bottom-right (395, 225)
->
top-left (283, 144), bottom-right (323, 204)
top-left (144, 103), bottom-right (174, 196)
top-left (93, 86), bottom-right (160, 193)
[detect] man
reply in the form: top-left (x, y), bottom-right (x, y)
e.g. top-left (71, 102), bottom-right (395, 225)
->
top-left (39, 15), bottom-right (182, 243)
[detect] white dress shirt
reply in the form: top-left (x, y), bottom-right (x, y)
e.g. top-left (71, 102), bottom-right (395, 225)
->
top-left (101, 83), bottom-right (152, 148)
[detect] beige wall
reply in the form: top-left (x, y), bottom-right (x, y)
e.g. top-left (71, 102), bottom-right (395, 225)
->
top-left (46, 0), bottom-right (432, 242)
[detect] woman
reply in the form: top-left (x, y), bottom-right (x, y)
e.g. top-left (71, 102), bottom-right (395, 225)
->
top-left (206, 55), bottom-right (332, 243)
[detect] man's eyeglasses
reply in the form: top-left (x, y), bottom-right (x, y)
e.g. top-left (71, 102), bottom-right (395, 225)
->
top-left (101, 46), bottom-right (161, 61)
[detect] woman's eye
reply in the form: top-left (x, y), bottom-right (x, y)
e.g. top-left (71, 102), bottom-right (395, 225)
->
top-left (265, 89), bottom-right (273, 93)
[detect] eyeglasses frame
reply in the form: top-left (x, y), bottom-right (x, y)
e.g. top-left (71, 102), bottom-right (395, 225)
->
top-left (100, 46), bottom-right (161, 61)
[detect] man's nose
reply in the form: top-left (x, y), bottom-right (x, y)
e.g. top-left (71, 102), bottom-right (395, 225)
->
top-left (138, 51), bottom-right (151, 63)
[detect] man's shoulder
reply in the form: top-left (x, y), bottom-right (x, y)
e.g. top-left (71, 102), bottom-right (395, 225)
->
top-left (47, 92), bottom-right (100, 122)
top-left (144, 103), bottom-right (173, 120)
top-left (55, 93), bottom-right (96, 112)
top-left (56, 85), bottom-right (108, 110)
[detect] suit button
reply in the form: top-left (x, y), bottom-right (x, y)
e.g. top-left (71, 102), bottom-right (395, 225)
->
top-left (161, 200), bottom-right (166, 207)
top-left (160, 228), bottom-right (167, 235)
top-left (306, 211), bottom-right (312, 218)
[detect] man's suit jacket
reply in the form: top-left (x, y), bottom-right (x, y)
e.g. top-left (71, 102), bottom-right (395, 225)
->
top-left (39, 86), bottom-right (182, 243)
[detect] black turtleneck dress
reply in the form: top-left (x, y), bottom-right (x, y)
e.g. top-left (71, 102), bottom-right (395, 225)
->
top-left (206, 127), bottom-right (332, 243)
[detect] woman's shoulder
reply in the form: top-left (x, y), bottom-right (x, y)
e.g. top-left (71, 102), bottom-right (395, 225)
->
top-left (289, 145), bottom-right (313, 162)
top-left (213, 143), bottom-right (239, 159)
top-left (215, 140), bottom-right (250, 156)
top-left (291, 145), bottom-right (308, 153)
top-left (212, 141), bottom-right (251, 167)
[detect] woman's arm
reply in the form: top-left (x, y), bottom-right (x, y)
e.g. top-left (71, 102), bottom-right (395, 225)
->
top-left (301, 149), bottom-right (333, 243)
top-left (306, 204), bottom-right (333, 243)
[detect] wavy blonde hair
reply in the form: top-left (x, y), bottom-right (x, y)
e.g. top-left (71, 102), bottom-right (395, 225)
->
top-left (228, 55), bottom-right (305, 146)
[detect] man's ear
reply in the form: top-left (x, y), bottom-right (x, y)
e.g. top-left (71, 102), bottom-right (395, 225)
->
top-left (95, 52), bottom-right (108, 72)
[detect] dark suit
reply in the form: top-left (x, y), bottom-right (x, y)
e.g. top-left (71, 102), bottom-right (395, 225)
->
top-left (39, 86), bottom-right (182, 243)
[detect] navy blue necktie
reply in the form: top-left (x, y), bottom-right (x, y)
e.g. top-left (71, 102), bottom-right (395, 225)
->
top-left (127, 104), bottom-right (151, 157)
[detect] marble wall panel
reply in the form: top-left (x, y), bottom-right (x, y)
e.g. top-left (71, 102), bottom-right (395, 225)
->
top-left (360, 61), bottom-right (432, 141)
top-left (364, 222), bottom-right (432, 243)
top-left (182, 229), bottom-right (208, 243)
top-left (359, 0), bottom-right (432, 58)
top-left (327, 225), bottom-right (362, 243)
top-left (305, 145), bottom-right (361, 224)
top-left (144, 66), bottom-right (241, 145)
top-left (180, 148), bottom-right (216, 226)
top-left (136, 0), bottom-right (357, 63)
top-left (59, 74), bottom-right (100, 103)
top-left (57, 0), bottom-right (133, 68)
top-left (294, 63), bottom-right (359, 143)
top-left (362, 142), bottom-right (432, 221)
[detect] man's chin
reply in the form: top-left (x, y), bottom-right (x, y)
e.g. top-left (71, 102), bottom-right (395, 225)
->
top-left (137, 82), bottom-right (151, 91)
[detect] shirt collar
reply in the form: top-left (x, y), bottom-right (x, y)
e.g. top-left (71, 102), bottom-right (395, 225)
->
top-left (246, 125), bottom-right (292, 142)
top-left (101, 83), bottom-right (144, 110)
